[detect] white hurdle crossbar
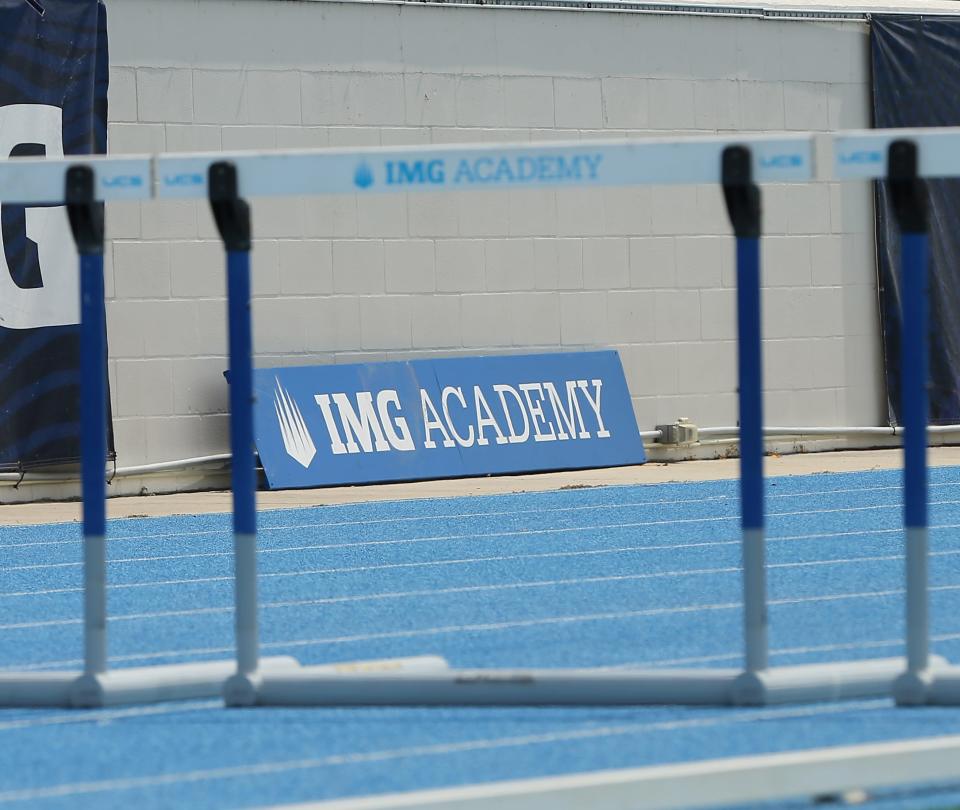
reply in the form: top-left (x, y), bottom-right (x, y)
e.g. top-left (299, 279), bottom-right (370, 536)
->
top-left (3, 130), bottom-right (960, 708)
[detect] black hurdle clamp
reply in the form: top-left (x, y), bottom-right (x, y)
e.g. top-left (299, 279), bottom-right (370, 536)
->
top-left (889, 140), bottom-right (928, 236)
top-left (65, 166), bottom-right (104, 256)
top-left (721, 145), bottom-right (761, 239)
top-left (209, 162), bottom-right (252, 252)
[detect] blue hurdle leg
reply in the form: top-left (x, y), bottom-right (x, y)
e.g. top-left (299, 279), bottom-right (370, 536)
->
top-left (208, 162), bottom-right (260, 680)
top-left (66, 166), bottom-right (109, 679)
top-left (722, 146), bottom-right (768, 675)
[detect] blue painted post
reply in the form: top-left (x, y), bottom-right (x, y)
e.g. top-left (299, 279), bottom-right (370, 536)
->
top-left (888, 140), bottom-right (930, 691)
top-left (722, 146), bottom-right (768, 674)
top-left (209, 162), bottom-right (259, 678)
top-left (66, 166), bottom-right (108, 677)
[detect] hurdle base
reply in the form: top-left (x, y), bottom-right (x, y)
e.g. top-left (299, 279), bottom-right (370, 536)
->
top-left (895, 667), bottom-right (960, 706)
top-left (0, 655), bottom-right (300, 708)
top-left (236, 657), bottom-right (945, 707)
top-left (224, 655), bottom-right (453, 707)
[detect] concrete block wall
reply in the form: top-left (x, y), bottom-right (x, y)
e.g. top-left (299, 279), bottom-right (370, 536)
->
top-left (104, 0), bottom-right (880, 466)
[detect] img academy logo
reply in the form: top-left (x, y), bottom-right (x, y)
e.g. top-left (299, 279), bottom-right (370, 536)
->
top-left (274, 380), bottom-right (317, 468)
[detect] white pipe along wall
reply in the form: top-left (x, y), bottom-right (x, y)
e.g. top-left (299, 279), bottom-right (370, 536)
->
top-left (5, 0), bottom-right (900, 500)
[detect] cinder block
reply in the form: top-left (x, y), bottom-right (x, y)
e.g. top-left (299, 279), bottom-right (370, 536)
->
top-left (405, 74), bottom-right (457, 126)
top-left (112, 417), bottom-right (147, 466)
top-left (692, 187), bottom-right (730, 238)
top-left (740, 82), bottom-right (785, 131)
top-left (113, 242), bottom-right (171, 300)
top-left (108, 300), bottom-right (199, 358)
top-left (629, 237), bottom-right (676, 289)
top-left (582, 238), bottom-right (629, 290)
top-left (507, 190), bottom-right (558, 237)
top-left (699, 288), bottom-right (736, 341)
top-left (328, 127), bottom-right (382, 148)
top-left (763, 236), bottom-right (812, 287)
top-left (144, 414), bottom-right (229, 464)
top-left (809, 337), bottom-right (848, 389)
top-left (108, 68), bottom-right (137, 123)
top-left (809, 235), bottom-right (843, 288)
top-left (455, 76), bottom-right (504, 127)
top-left (842, 283), bottom-right (881, 338)
top-left (164, 124), bottom-right (221, 153)
top-left (618, 343), bottom-right (679, 397)
top-left (601, 78), bottom-right (649, 130)
top-left (760, 184), bottom-right (791, 236)
top-left (172, 357), bottom-right (229, 416)
top-left (412, 295), bottom-right (462, 349)
top-left (555, 79), bottom-right (603, 129)
top-left (694, 81), bottom-right (741, 131)
top-left (559, 291), bottom-right (608, 346)
top-left (606, 290), bottom-right (655, 343)
top-left (786, 183), bottom-right (832, 235)
top-left (193, 70), bottom-right (244, 125)
top-left (510, 292), bottom-right (561, 346)
top-left (360, 295), bottom-right (413, 350)
top-left (357, 194), bottom-right (408, 238)
top-left (279, 240), bottom-right (334, 295)
top-left (304, 73), bottom-right (404, 126)
top-left (253, 297), bottom-right (308, 353)
top-left (237, 70), bottom-right (301, 125)
top-left (332, 240), bottom-right (385, 294)
top-left (827, 83), bottom-right (871, 130)
top-left (436, 239), bottom-right (485, 293)
top-left (503, 77), bottom-right (555, 128)
top-left (115, 359), bottom-right (174, 418)
top-left (251, 239), bottom-right (281, 297)
top-left (305, 296), bottom-right (362, 353)
top-left (676, 342), bottom-right (737, 394)
top-left (842, 334), bottom-right (884, 391)
top-left (380, 127), bottom-right (432, 146)
top-left (105, 201), bottom-right (141, 240)
top-left (276, 127), bottom-right (330, 149)
top-left (249, 198), bottom-right (305, 239)
top-left (829, 182), bottom-right (872, 236)
top-left (534, 238), bottom-right (582, 291)
top-left (170, 241), bottom-right (225, 299)
top-left (108, 123), bottom-right (165, 154)
top-left (653, 290), bottom-right (700, 342)
top-left (461, 293), bottom-right (513, 347)
top-left (556, 189), bottom-right (606, 237)
top-left (485, 239), bottom-right (536, 292)
top-left (397, 5), bottom-right (497, 75)
top-left (674, 237), bottom-right (726, 289)
top-left (221, 126), bottom-right (277, 151)
top-left (386, 240), bottom-right (435, 293)
top-left (648, 80), bottom-right (696, 130)
top-left (300, 73), bottom-right (350, 126)
top-left (141, 200), bottom-right (198, 240)
top-left (649, 187), bottom-right (700, 236)
top-left (763, 338), bottom-right (814, 391)
top-left (137, 68), bottom-right (193, 123)
top-left (408, 192), bottom-right (459, 238)
top-left (783, 82), bottom-right (830, 131)
top-left (457, 192), bottom-right (510, 237)
top-left (736, 19), bottom-right (785, 82)
top-left (603, 187), bottom-right (653, 238)
top-left (195, 299), bottom-right (228, 357)
top-left (303, 196), bottom-right (359, 239)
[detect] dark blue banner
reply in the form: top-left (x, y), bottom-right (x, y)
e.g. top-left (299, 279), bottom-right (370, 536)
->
top-left (873, 16), bottom-right (960, 424)
top-left (253, 351), bottom-right (646, 489)
top-left (0, 0), bottom-right (112, 469)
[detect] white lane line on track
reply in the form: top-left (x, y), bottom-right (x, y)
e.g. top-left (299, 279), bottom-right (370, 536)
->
top-left (0, 701), bottom-right (220, 732)
top-left (8, 499), bottom-right (960, 574)
top-left (5, 550), bottom-right (960, 632)
top-left (4, 521), bottom-right (960, 600)
top-left (0, 701), bottom-right (888, 804)
top-left (2, 480), bottom-right (957, 551)
top-left (5, 585), bottom-right (959, 671)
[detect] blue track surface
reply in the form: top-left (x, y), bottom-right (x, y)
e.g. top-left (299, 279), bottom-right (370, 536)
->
top-left (3, 467), bottom-right (960, 808)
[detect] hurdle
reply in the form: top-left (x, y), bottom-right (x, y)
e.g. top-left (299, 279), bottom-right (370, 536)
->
top-left (833, 128), bottom-right (960, 706)
top-left (0, 156), bottom-right (444, 709)
top-left (154, 134), bottom-right (935, 707)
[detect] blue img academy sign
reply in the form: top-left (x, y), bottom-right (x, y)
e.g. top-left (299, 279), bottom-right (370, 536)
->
top-left (253, 351), bottom-right (645, 489)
